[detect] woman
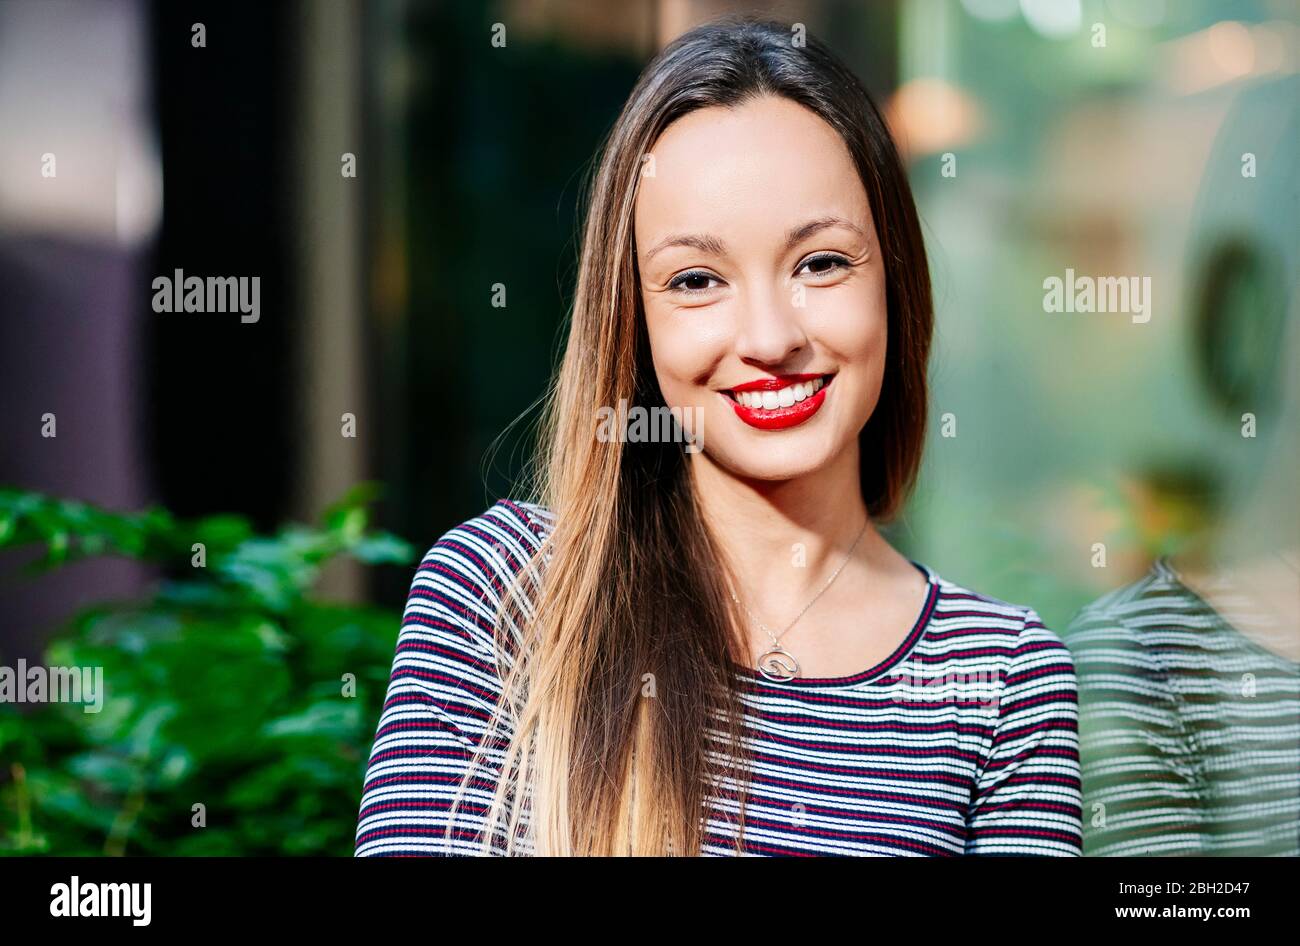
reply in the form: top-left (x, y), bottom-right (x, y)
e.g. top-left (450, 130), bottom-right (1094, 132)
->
top-left (355, 16), bottom-right (1082, 857)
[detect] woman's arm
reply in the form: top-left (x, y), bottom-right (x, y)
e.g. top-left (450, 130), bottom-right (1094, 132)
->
top-left (965, 609), bottom-right (1084, 856)
top-left (354, 502), bottom-right (536, 856)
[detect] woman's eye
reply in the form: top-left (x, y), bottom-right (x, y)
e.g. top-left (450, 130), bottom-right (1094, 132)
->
top-left (796, 253), bottom-right (852, 278)
top-left (668, 270), bottom-right (721, 293)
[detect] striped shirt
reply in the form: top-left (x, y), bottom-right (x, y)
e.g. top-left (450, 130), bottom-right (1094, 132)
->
top-left (355, 499), bottom-right (1083, 856)
top-left (1071, 558), bottom-right (1300, 856)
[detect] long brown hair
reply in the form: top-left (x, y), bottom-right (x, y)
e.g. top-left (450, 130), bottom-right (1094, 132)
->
top-left (451, 15), bottom-right (933, 856)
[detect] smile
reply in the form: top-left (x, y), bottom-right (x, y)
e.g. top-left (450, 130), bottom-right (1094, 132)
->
top-left (721, 373), bottom-right (834, 431)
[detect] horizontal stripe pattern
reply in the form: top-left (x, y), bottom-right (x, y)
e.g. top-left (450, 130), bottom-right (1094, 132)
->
top-left (355, 499), bottom-right (1082, 856)
top-left (1071, 558), bottom-right (1300, 856)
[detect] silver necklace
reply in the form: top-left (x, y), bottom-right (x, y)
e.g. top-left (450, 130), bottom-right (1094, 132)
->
top-left (728, 518), bottom-right (869, 683)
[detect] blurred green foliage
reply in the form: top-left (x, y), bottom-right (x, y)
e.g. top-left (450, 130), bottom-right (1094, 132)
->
top-left (0, 485), bottom-right (413, 856)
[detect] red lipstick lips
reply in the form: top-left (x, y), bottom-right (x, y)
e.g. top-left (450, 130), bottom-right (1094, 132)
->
top-left (723, 372), bottom-right (832, 431)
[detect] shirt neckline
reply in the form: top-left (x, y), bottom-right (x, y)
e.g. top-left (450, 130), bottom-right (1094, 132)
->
top-left (730, 560), bottom-right (941, 688)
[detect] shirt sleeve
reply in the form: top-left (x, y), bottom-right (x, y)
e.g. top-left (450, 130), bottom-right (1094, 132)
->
top-left (354, 502), bottom-right (535, 856)
top-left (965, 608), bottom-right (1084, 855)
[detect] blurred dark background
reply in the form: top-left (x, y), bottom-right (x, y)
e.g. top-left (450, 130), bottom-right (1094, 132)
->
top-left (0, 0), bottom-right (908, 660)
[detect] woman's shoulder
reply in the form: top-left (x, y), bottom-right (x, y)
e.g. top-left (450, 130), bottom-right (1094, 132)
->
top-left (414, 498), bottom-right (554, 591)
top-left (452, 497), bottom-right (555, 546)
top-left (915, 569), bottom-right (1079, 740)
top-left (920, 565), bottom-right (1073, 667)
top-left (397, 500), bottom-right (554, 668)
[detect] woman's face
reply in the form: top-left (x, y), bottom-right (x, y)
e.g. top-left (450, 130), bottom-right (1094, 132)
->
top-left (634, 94), bottom-right (888, 483)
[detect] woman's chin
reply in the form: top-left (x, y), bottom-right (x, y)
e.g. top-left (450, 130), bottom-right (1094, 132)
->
top-left (698, 441), bottom-right (841, 483)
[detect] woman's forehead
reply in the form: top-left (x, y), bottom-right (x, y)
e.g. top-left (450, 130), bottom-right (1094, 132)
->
top-left (634, 97), bottom-right (871, 253)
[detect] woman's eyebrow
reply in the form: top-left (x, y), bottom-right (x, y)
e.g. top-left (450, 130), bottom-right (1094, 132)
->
top-left (643, 233), bottom-right (727, 261)
top-left (783, 215), bottom-right (864, 251)
top-left (642, 216), bottom-right (864, 262)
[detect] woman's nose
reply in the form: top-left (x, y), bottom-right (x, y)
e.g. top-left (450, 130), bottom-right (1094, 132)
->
top-left (732, 282), bottom-right (808, 365)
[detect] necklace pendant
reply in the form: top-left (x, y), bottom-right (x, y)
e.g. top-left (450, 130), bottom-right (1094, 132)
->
top-left (756, 646), bottom-right (799, 682)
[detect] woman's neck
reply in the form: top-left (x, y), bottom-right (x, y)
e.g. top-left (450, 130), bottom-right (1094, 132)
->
top-left (687, 441), bottom-right (885, 607)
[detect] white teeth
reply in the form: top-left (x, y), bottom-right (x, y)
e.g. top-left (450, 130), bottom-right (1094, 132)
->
top-left (730, 376), bottom-right (829, 410)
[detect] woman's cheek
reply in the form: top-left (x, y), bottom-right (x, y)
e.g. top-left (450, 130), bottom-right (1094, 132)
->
top-left (814, 284), bottom-right (886, 361)
top-left (646, 307), bottom-right (730, 400)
